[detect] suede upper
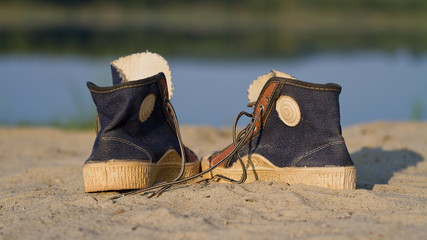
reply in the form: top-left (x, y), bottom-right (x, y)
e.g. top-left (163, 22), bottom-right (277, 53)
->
top-left (86, 73), bottom-right (197, 164)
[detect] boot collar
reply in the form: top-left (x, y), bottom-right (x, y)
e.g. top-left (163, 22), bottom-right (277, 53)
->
top-left (247, 70), bottom-right (295, 106)
top-left (110, 51), bottom-right (174, 99)
top-left (87, 72), bottom-right (168, 95)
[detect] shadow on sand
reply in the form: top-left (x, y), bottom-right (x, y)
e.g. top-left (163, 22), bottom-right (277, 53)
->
top-left (351, 147), bottom-right (424, 190)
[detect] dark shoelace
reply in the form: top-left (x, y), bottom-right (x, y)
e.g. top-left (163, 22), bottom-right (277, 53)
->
top-left (109, 103), bottom-right (264, 200)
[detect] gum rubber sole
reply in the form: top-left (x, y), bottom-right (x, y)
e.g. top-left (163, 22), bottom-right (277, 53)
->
top-left (201, 154), bottom-right (356, 190)
top-left (83, 150), bottom-right (200, 192)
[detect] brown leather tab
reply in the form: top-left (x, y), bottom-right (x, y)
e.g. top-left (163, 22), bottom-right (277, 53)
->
top-left (254, 82), bottom-right (278, 130)
top-left (209, 144), bottom-right (235, 167)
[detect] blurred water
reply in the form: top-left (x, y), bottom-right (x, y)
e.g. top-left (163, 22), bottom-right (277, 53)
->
top-left (0, 51), bottom-right (426, 127)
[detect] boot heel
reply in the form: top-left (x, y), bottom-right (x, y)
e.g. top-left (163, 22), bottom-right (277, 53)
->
top-left (84, 150), bottom-right (200, 192)
top-left (84, 161), bottom-right (200, 192)
top-left (83, 162), bottom-right (156, 192)
top-left (277, 166), bottom-right (357, 190)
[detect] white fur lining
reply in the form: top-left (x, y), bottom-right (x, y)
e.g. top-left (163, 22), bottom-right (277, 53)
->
top-left (247, 70), bottom-right (295, 104)
top-left (111, 51), bottom-right (173, 99)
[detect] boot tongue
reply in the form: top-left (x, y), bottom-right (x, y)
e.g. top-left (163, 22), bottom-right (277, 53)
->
top-left (110, 51), bottom-right (174, 99)
top-left (247, 70), bottom-right (295, 105)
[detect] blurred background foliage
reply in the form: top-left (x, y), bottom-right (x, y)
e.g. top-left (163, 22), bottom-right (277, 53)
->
top-left (1, 0), bottom-right (426, 58)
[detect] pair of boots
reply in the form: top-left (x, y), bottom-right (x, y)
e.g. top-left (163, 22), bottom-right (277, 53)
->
top-left (83, 52), bottom-right (356, 193)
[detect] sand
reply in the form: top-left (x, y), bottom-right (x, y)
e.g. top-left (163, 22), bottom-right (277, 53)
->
top-left (0, 121), bottom-right (426, 239)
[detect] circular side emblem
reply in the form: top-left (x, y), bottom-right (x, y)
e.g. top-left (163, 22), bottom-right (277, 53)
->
top-left (139, 93), bottom-right (156, 122)
top-left (276, 95), bottom-right (301, 127)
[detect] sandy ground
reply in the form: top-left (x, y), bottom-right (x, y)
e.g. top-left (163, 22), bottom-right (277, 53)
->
top-left (0, 121), bottom-right (426, 239)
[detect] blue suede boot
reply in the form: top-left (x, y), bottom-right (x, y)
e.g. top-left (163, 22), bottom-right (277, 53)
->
top-left (83, 53), bottom-right (199, 192)
top-left (201, 71), bottom-right (356, 190)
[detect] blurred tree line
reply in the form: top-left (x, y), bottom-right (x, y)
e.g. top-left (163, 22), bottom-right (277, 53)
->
top-left (1, 0), bottom-right (426, 57)
top-left (2, 0), bottom-right (427, 10)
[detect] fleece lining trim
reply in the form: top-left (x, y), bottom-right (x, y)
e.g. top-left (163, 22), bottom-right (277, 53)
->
top-left (247, 70), bottom-right (295, 104)
top-left (111, 51), bottom-right (173, 99)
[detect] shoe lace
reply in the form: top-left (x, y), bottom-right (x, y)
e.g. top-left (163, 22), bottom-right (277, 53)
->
top-left (109, 102), bottom-right (264, 200)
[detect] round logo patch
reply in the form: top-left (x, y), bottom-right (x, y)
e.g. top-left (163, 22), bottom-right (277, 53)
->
top-left (276, 95), bottom-right (301, 127)
top-left (139, 93), bottom-right (156, 122)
